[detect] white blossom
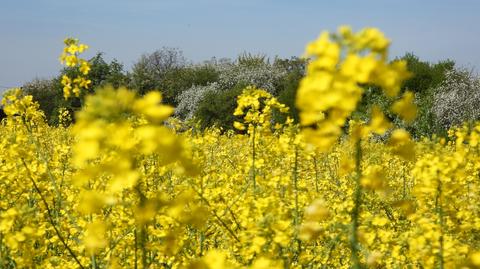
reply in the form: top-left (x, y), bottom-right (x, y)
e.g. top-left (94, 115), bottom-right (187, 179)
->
top-left (433, 69), bottom-right (480, 130)
top-left (175, 61), bottom-right (287, 120)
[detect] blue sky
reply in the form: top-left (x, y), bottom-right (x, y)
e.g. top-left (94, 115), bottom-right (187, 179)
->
top-left (1, 0), bottom-right (479, 91)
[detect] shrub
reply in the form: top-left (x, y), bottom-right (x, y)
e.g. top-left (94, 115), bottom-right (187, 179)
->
top-left (433, 68), bottom-right (480, 131)
top-left (22, 78), bottom-right (64, 124)
top-left (194, 83), bottom-right (247, 130)
top-left (175, 59), bottom-right (288, 123)
top-left (160, 65), bottom-right (219, 106)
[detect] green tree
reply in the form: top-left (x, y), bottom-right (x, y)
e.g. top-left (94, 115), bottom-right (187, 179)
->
top-left (401, 53), bottom-right (455, 137)
top-left (130, 47), bottom-right (186, 95)
top-left (194, 83), bottom-right (247, 130)
top-left (274, 57), bottom-right (307, 123)
top-left (160, 65), bottom-right (219, 106)
top-left (22, 78), bottom-right (65, 124)
top-left (88, 53), bottom-right (130, 88)
top-left (401, 52), bottom-right (454, 94)
top-left (354, 53), bottom-right (455, 138)
top-left (23, 53), bottom-right (130, 125)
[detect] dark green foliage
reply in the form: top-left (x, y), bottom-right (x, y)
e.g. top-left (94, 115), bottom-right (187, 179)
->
top-left (353, 53), bottom-right (455, 138)
top-left (130, 47), bottom-right (186, 95)
top-left (22, 74), bottom-right (85, 125)
top-left (401, 53), bottom-right (454, 94)
top-left (129, 58), bottom-right (158, 95)
top-left (276, 75), bottom-right (300, 122)
top-left (194, 83), bottom-right (247, 130)
top-left (0, 106), bottom-right (6, 121)
top-left (353, 86), bottom-right (392, 122)
top-left (412, 86), bottom-right (443, 137)
top-left (22, 78), bottom-right (65, 124)
top-left (130, 48), bottom-right (219, 105)
top-left (17, 47), bottom-right (458, 136)
top-left (401, 53), bottom-right (455, 137)
top-left (88, 53), bottom-right (130, 88)
top-left (274, 57), bottom-right (307, 123)
top-left (237, 52), bottom-right (268, 67)
top-left (160, 65), bottom-right (219, 106)
top-left (22, 53), bottom-right (129, 125)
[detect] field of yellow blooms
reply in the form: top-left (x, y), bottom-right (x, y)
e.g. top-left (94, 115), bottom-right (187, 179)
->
top-left (1, 27), bottom-right (480, 269)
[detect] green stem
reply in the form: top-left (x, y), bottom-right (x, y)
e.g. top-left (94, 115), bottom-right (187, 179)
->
top-left (91, 253), bottom-right (96, 269)
top-left (0, 232), bottom-right (3, 268)
top-left (436, 176), bottom-right (444, 269)
top-left (251, 126), bottom-right (257, 194)
top-left (292, 147), bottom-right (301, 260)
top-left (135, 184), bottom-right (148, 269)
top-left (313, 156), bottom-right (320, 193)
top-left (134, 228), bottom-right (138, 269)
top-left (293, 147), bottom-right (299, 226)
top-left (402, 163), bottom-right (407, 199)
top-left (89, 213), bottom-right (96, 269)
top-left (21, 159), bottom-right (85, 269)
top-left (193, 188), bottom-right (241, 243)
top-left (350, 139), bottom-right (363, 269)
top-left (199, 231), bottom-right (205, 256)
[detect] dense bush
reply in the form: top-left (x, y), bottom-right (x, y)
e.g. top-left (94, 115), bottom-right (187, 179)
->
top-left (17, 48), bottom-right (465, 134)
top-left (175, 55), bottom-right (288, 127)
top-left (194, 83), bottom-right (246, 130)
top-left (0, 106), bottom-right (5, 121)
top-left (88, 53), bottom-right (130, 89)
top-left (175, 82), bottom-right (220, 119)
top-left (433, 68), bottom-right (480, 130)
top-left (157, 64), bottom-right (219, 106)
top-left (402, 53), bottom-right (455, 137)
top-left (22, 78), bottom-right (64, 124)
top-left (215, 57), bottom-right (286, 95)
top-left (21, 53), bottom-right (129, 124)
top-left (352, 53), bottom-right (455, 138)
top-left (274, 57), bottom-right (307, 123)
top-left (130, 47), bottom-right (186, 95)
top-left (401, 53), bottom-right (455, 94)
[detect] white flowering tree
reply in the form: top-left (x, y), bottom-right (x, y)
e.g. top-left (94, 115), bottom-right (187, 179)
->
top-left (175, 59), bottom-right (287, 120)
top-left (433, 69), bottom-right (480, 130)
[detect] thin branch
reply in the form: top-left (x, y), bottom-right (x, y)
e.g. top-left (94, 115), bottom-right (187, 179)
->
top-left (21, 159), bottom-right (85, 269)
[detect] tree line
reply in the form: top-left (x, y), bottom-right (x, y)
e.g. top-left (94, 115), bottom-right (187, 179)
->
top-left (4, 47), bottom-right (477, 138)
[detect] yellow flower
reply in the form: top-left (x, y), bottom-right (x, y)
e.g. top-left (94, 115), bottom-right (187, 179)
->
top-left (389, 129), bottom-right (415, 161)
top-left (471, 251), bottom-right (480, 266)
top-left (84, 221), bottom-right (107, 254)
top-left (369, 106), bottom-right (392, 135)
top-left (234, 121), bottom-right (245, 130)
top-left (297, 26), bottom-right (410, 151)
top-left (361, 165), bottom-right (387, 190)
top-left (79, 59), bottom-right (91, 75)
top-left (391, 90), bottom-right (417, 123)
top-left (77, 190), bottom-right (106, 214)
top-left (59, 37), bottom-right (90, 99)
top-left (133, 91), bottom-right (174, 123)
top-left (304, 199), bottom-right (330, 221)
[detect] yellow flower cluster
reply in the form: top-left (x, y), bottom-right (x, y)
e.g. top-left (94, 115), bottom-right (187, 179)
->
top-left (2, 28), bottom-right (480, 269)
top-left (233, 86), bottom-right (290, 133)
top-left (60, 38), bottom-right (92, 99)
top-left (1, 88), bottom-right (45, 126)
top-left (72, 86), bottom-right (199, 260)
top-left (58, 107), bottom-right (72, 127)
top-left (296, 26), bottom-right (411, 151)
